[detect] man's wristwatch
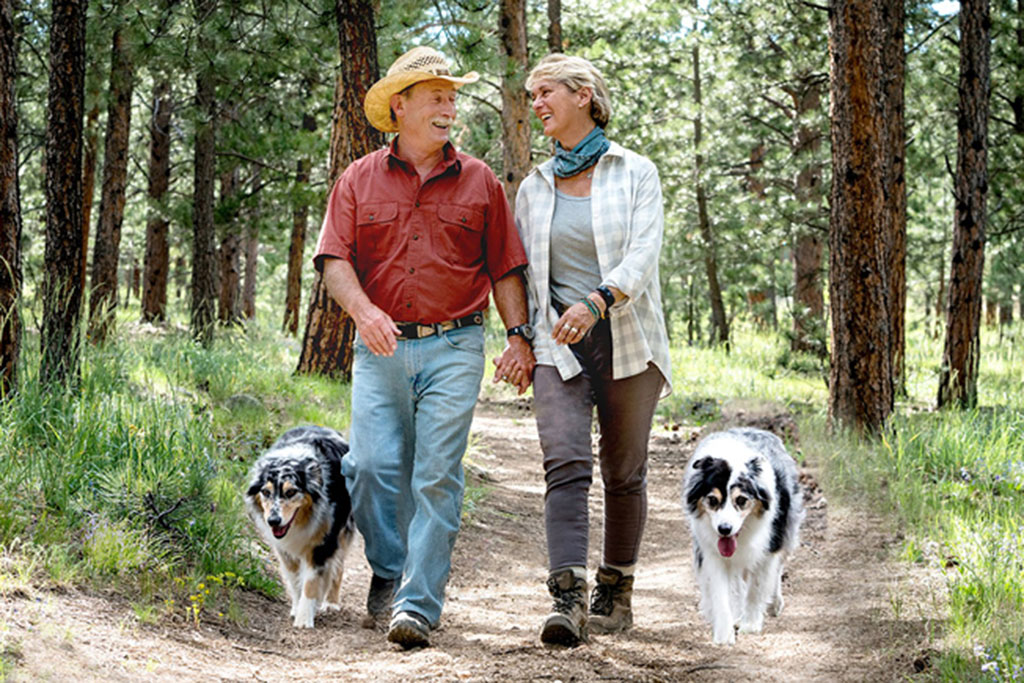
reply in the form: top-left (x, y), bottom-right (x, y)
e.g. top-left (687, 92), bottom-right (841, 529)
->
top-left (506, 323), bottom-right (535, 345)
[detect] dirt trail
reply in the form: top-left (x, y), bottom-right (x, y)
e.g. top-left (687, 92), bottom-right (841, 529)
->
top-left (0, 398), bottom-right (939, 681)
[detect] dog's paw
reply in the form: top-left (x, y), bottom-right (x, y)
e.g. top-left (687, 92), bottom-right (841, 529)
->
top-left (711, 626), bottom-right (736, 646)
top-left (767, 594), bottom-right (784, 618)
top-left (293, 599), bottom-right (317, 628)
top-left (738, 615), bottom-right (764, 634)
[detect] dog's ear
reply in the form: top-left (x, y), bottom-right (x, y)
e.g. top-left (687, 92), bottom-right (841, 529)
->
top-left (245, 467), bottom-right (266, 498)
top-left (691, 456), bottom-right (713, 471)
top-left (304, 459), bottom-right (324, 497)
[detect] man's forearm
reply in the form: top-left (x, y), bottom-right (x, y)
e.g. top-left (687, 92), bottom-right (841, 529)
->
top-left (322, 257), bottom-right (373, 323)
top-left (492, 269), bottom-right (529, 329)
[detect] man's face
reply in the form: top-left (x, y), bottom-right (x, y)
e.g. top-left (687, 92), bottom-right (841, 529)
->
top-left (392, 79), bottom-right (458, 150)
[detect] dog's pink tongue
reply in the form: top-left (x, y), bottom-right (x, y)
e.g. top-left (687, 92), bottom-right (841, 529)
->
top-left (718, 536), bottom-right (737, 557)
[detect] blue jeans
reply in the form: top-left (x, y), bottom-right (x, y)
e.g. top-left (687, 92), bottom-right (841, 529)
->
top-left (343, 324), bottom-right (485, 626)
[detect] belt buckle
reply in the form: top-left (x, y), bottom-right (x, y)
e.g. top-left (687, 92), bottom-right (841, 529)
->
top-left (418, 324), bottom-right (436, 339)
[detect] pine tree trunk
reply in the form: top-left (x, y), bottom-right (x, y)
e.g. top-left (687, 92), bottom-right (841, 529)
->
top-left (242, 221), bottom-right (257, 320)
top-left (0, 0), bottom-right (22, 396)
top-left (788, 77), bottom-right (826, 355)
top-left (88, 26), bottom-right (134, 344)
top-left (499, 0), bottom-right (530, 204)
top-left (882, 0), bottom-right (907, 397)
top-left (938, 0), bottom-right (990, 409)
top-left (81, 100), bottom-right (99, 289)
top-left (284, 111), bottom-right (315, 336)
top-left (217, 166), bottom-right (242, 326)
top-left (141, 79), bottom-right (172, 323)
top-left (296, 0), bottom-right (382, 380)
top-left (693, 46), bottom-right (729, 349)
top-left (827, 0), bottom-right (893, 434)
top-left (547, 0), bottom-right (562, 53)
top-left (241, 167), bottom-right (259, 321)
top-left (792, 232), bottom-right (823, 352)
top-left (191, 64), bottom-right (218, 347)
top-left (41, 0), bottom-right (88, 389)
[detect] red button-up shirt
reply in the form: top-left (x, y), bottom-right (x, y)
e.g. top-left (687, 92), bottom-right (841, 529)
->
top-left (314, 140), bottom-right (527, 324)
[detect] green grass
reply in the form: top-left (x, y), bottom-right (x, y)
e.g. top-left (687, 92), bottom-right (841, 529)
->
top-left (0, 314), bottom-right (353, 622)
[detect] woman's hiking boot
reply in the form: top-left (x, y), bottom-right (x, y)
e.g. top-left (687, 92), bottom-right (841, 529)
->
top-left (588, 566), bottom-right (634, 634)
top-left (540, 569), bottom-right (588, 646)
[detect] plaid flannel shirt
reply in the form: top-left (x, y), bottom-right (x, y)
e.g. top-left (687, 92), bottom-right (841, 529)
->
top-left (515, 141), bottom-right (672, 397)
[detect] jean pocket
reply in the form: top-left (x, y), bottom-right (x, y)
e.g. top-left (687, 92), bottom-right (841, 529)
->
top-left (441, 326), bottom-right (484, 355)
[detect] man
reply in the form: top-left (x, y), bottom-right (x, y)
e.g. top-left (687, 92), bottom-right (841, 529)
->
top-left (314, 46), bottom-right (535, 649)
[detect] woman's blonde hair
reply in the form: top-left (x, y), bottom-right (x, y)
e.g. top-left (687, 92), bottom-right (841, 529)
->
top-left (526, 54), bottom-right (612, 128)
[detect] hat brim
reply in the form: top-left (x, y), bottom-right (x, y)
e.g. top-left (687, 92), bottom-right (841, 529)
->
top-left (364, 71), bottom-right (479, 133)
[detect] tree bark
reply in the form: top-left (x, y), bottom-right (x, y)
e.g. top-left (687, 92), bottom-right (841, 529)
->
top-left (788, 77), bottom-right (826, 355)
top-left (499, 0), bottom-right (531, 204)
top-left (827, 0), bottom-right (893, 434)
top-left (191, 58), bottom-right (218, 346)
top-left (693, 46), bottom-right (729, 349)
top-left (217, 165), bottom-right (242, 326)
top-left (41, 0), bottom-right (88, 389)
top-left (0, 0), bottom-right (22, 396)
top-left (141, 79), bottom-right (173, 323)
top-left (81, 99), bottom-right (99, 290)
top-left (88, 25), bottom-right (134, 344)
top-left (882, 0), bottom-right (907, 397)
top-left (547, 0), bottom-right (562, 53)
top-left (283, 111), bottom-right (315, 336)
top-left (937, 0), bottom-right (990, 409)
top-left (241, 166), bottom-right (259, 321)
top-left (296, 0), bottom-right (382, 380)
top-left (242, 220), bottom-right (257, 320)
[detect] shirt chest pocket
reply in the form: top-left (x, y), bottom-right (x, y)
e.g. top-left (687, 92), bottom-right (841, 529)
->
top-left (355, 202), bottom-right (399, 262)
top-left (434, 205), bottom-right (485, 265)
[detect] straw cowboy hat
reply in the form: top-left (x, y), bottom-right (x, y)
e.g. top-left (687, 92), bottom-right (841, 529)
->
top-left (364, 46), bottom-right (479, 133)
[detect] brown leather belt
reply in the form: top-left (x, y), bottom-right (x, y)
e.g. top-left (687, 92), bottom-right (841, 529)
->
top-left (395, 312), bottom-right (483, 340)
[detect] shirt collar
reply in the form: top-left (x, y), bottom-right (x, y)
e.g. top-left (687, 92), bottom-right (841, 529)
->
top-left (385, 138), bottom-right (461, 176)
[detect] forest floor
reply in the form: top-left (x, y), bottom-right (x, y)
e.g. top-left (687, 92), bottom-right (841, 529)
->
top-left (0, 396), bottom-right (945, 682)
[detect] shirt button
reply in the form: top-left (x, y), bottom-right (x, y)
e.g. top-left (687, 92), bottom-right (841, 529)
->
top-left (369, 214), bottom-right (375, 220)
top-left (461, 216), bottom-right (467, 223)
top-left (406, 302), bottom-right (412, 308)
top-left (415, 201), bottom-right (420, 208)
top-left (413, 234), bottom-right (419, 240)
top-left (409, 267), bottom-right (415, 274)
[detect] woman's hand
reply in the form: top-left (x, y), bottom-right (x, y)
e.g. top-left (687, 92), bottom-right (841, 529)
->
top-left (553, 299), bottom-right (601, 345)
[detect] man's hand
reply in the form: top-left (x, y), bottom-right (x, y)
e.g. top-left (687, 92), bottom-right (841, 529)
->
top-left (352, 305), bottom-right (400, 357)
top-left (492, 336), bottom-right (535, 395)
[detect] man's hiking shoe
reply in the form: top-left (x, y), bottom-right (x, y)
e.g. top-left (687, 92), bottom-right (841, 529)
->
top-left (387, 611), bottom-right (431, 649)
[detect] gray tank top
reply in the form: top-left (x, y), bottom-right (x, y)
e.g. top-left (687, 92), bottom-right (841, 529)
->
top-left (550, 189), bottom-right (601, 306)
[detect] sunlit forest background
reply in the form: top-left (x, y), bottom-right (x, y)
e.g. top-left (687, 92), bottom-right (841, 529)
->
top-left (0, 0), bottom-right (1022, 679)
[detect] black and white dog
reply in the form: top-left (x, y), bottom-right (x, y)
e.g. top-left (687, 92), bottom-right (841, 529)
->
top-left (245, 425), bottom-right (355, 628)
top-left (682, 427), bottom-right (804, 645)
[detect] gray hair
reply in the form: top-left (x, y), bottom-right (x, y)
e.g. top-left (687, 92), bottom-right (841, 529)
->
top-left (526, 54), bottom-right (612, 128)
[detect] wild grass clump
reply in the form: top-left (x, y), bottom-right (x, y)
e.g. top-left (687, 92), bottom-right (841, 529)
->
top-left (809, 320), bottom-right (1024, 681)
top-left (0, 318), bottom-right (353, 621)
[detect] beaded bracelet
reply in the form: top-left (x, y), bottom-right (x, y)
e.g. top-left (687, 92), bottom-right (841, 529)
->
top-left (580, 297), bottom-right (601, 321)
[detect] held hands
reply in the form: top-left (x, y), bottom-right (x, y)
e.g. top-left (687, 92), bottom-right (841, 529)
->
top-left (492, 336), bottom-right (536, 395)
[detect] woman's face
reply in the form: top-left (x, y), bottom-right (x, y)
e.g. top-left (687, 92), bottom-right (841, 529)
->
top-left (529, 78), bottom-right (591, 142)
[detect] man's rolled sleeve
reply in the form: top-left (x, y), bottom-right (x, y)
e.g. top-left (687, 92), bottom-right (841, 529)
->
top-left (313, 172), bottom-right (357, 273)
top-left (483, 174), bottom-right (528, 282)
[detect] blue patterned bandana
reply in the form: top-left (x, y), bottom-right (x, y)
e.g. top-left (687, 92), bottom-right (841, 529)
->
top-left (553, 126), bottom-right (610, 178)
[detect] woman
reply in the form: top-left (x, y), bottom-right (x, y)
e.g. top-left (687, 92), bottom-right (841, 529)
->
top-left (515, 54), bottom-right (672, 646)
